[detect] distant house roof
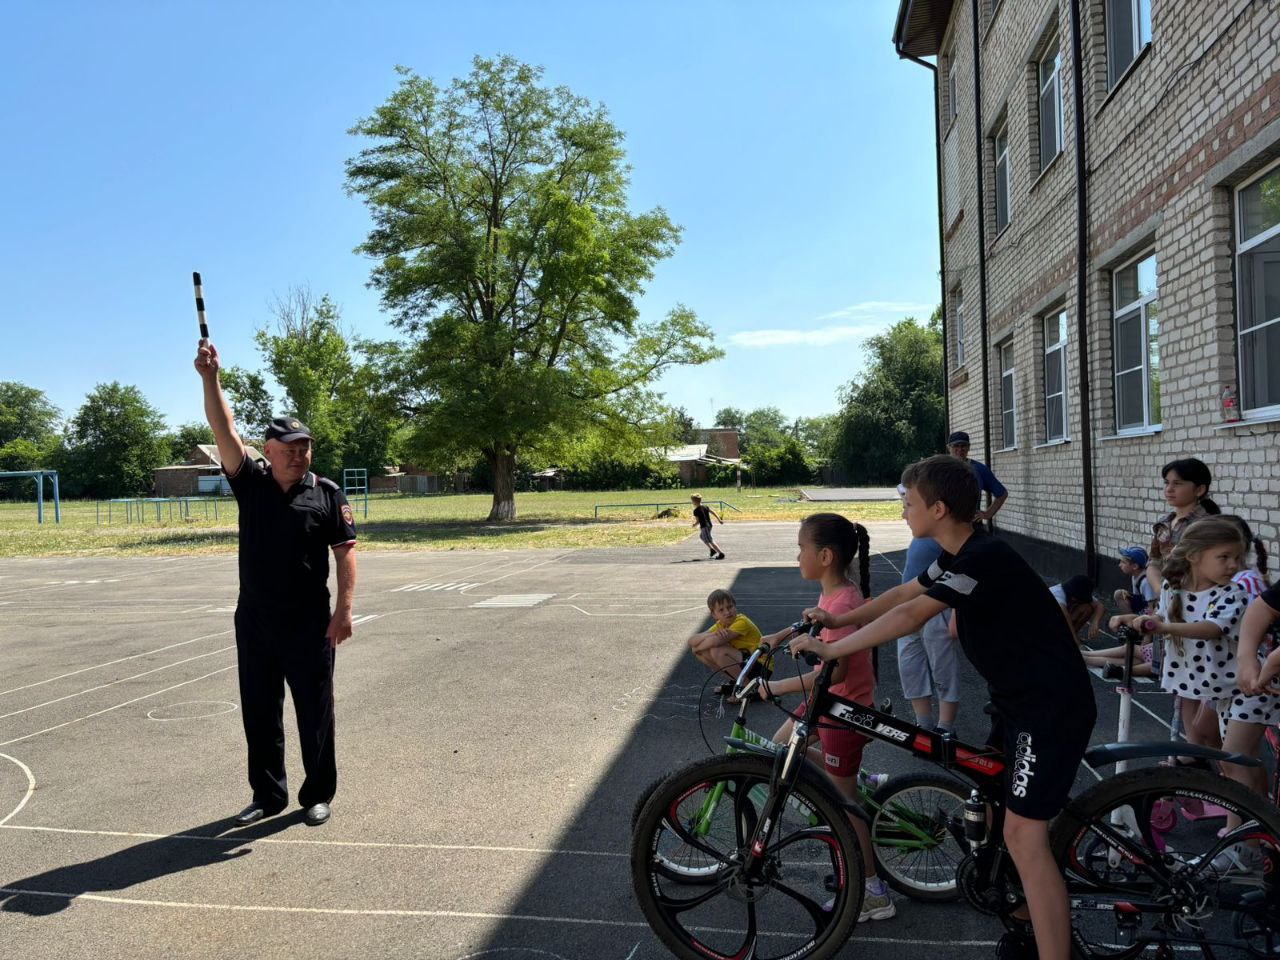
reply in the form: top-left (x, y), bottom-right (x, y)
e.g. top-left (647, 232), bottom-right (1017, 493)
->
top-left (657, 443), bottom-right (741, 466)
top-left (532, 467), bottom-right (564, 478)
top-left (192, 444), bottom-right (266, 467)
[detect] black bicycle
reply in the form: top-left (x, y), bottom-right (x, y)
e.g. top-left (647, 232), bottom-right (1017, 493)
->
top-left (630, 623), bottom-right (1280, 960)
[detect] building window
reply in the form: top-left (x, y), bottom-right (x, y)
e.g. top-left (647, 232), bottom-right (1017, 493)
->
top-left (947, 55), bottom-right (958, 124)
top-left (1106, 0), bottom-right (1151, 89)
top-left (1038, 38), bottom-right (1063, 172)
top-left (1043, 311), bottom-right (1068, 441)
top-left (1112, 251), bottom-right (1161, 431)
top-left (994, 120), bottom-right (1011, 233)
top-left (998, 340), bottom-right (1016, 448)
top-left (953, 288), bottom-right (966, 367)
top-left (1236, 159), bottom-right (1280, 414)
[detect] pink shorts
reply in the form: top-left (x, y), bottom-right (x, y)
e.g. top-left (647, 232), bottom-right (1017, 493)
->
top-left (794, 700), bottom-right (869, 778)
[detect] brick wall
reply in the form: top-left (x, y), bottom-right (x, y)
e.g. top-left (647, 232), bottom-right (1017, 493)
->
top-left (933, 0), bottom-right (1280, 578)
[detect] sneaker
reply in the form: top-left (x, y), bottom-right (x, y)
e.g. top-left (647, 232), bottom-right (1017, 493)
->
top-left (1102, 663), bottom-right (1124, 681)
top-left (856, 770), bottom-right (889, 791)
top-left (858, 882), bottom-right (896, 921)
top-left (714, 552), bottom-right (726, 560)
top-left (1193, 842), bottom-right (1265, 876)
top-left (995, 931), bottom-right (1039, 960)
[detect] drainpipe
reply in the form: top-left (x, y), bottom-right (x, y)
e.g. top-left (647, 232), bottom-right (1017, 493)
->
top-left (1068, 0), bottom-right (1097, 579)
top-left (896, 50), bottom-right (950, 440)
top-left (969, 0), bottom-right (993, 465)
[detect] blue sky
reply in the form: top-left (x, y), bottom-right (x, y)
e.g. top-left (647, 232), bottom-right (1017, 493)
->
top-left (0, 0), bottom-right (939, 433)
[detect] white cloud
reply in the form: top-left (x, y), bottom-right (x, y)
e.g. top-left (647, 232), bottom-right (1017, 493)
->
top-left (729, 323), bottom-right (884, 348)
top-left (729, 299), bottom-right (935, 349)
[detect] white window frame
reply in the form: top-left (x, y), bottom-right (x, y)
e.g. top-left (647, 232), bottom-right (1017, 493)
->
top-left (1043, 310), bottom-right (1069, 442)
top-left (1106, 0), bottom-right (1151, 90)
top-left (1235, 157), bottom-right (1280, 417)
top-left (994, 120), bottom-right (1011, 234)
top-left (953, 289), bottom-right (966, 367)
top-left (1038, 38), bottom-right (1063, 172)
top-left (1111, 250), bottom-right (1161, 433)
top-left (998, 340), bottom-right (1017, 450)
top-left (947, 56), bottom-right (958, 124)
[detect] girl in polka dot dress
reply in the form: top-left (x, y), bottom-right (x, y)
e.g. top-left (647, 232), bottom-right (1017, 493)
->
top-left (1137, 517), bottom-right (1249, 752)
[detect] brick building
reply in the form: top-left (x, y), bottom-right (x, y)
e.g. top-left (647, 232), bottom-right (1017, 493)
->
top-left (894, 0), bottom-right (1280, 585)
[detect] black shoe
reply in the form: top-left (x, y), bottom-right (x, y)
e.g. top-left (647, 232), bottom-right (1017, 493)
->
top-left (995, 931), bottom-right (1039, 960)
top-left (304, 802), bottom-right (331, 826)
top-left (234, 801), bottom-right (285, 826)
top-left (1102, 663), bottom-right (1124, 681)
top-left (714, 552), bottom-right (725, 560)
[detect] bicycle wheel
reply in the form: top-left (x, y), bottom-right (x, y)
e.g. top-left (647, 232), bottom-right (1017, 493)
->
top-left (869, 770), bottom-right (967, 902)
top-left (1050, 765), bottom-right (1280, 960)
top-left (631, 753), bottom-right (864, 960)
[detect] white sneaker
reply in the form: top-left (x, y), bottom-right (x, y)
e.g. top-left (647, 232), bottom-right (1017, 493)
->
top-left (859, 883), bottom-right (897, 921)
top-left (1194, 842), bottom-right (1264, 876)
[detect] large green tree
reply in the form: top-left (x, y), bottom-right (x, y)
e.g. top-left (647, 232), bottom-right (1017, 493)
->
top-left (219, 366), bottom-right (275, 443)
top-left (829, 309), bottom-right (944, 484)
top-left (0, 381), bottom-right (60, 448)
top-left (345, 57), bottom-right (720, 520)
top-left (57, 382), bottom-right (169, 497)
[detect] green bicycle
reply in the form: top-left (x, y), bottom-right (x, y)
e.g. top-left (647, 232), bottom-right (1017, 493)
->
top-left (636, 632), bottom-right (968, 901)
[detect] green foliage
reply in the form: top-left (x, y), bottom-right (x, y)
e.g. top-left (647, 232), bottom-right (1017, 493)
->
top-left (164, 422), bottom-right (216, 464)
top-left (0, 381), bottom-right (60, 448)
top-left (219, 366), bottom-right (274, 442)
top-left (56, 382), bottom-right (169, 498)
top-left (345, 56), bottom-right (721, 519)
top-left (829, 310), bottom-right (944, 484)
top-left (713, 407), bottom-right (745, 429)
top-left (793, 413), bottom-right (839, 461)
top-left (747, 436), bottom-right (814, 485)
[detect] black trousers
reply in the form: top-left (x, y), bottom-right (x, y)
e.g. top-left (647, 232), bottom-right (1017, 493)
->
top-left (234, 603), bottom-right (336, 808)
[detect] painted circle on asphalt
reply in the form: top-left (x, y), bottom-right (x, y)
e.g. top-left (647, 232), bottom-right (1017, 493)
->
top-left (146, 700), bottom-right (239, 721)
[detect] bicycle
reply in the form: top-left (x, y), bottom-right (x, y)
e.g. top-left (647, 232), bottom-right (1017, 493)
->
top-left (630, 622), bottom-right (1280, 960)
top-left (635, 642), bottom-right (968, 901)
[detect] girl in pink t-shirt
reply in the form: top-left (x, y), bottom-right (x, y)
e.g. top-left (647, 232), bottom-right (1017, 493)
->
top-left (758, 513), bottom-right (894, 919)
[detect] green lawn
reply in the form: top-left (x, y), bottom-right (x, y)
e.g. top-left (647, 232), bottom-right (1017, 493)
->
top-left (0, 487), bottom-right (902, 558)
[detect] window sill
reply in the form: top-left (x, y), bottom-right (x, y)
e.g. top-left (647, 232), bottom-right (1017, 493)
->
top-left (1030, 150), bottom-right (1063, 192)
top-left (990, 221), bottom-right (1012, 250)
top-left (1214, 411), bottom-right (1280, 430)
top-left (1098, 425), bottom-right (1163, 442)
top-left (1097, 43), bottom-right (1152, 117)
top-left (995, 445), bottom-right (1018, 453)
top-left (949, 366), bottom-right (970, 388)
top-left (1033, 438), bottom-right (1071, 449)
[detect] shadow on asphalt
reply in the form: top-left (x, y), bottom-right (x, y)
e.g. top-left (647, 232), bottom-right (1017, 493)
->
top-left (468, 549), bottom-right (908, 958)
top-left (0, 812), bottom-right (306, 916)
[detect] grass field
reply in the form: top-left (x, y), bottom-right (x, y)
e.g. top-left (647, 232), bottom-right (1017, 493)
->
top-left (0, 487), bottom-right (902, 558)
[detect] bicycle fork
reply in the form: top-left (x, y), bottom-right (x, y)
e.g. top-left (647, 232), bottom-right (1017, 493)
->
top-left (740, 720), bottom-right (812, 879)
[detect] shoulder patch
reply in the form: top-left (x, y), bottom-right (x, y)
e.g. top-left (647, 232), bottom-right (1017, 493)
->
top-left (341, 503), bottom-right (355, 526)
top-left (317, 476), bottom-right (341, 491)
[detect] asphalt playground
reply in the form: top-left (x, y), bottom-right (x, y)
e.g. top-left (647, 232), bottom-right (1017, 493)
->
top-left (0, 520), bottom-right (1183, 960)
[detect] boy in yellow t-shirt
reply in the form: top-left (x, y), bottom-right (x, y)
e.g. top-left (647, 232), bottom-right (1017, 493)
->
top-left (688, 588), bottom-right (763, 675)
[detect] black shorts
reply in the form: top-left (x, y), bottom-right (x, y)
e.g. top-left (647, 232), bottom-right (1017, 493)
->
top-left (987, 710), bottom-right (1092, 821)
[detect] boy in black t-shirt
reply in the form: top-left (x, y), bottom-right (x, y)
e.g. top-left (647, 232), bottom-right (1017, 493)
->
top-left (690, 494), bottom-right (725, 560)
top-left (795, 454), bottom-right (1096, 960)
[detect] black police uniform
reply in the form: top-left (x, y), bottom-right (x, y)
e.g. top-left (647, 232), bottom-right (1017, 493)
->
top-left (225, 451), bottom-right (358, 811)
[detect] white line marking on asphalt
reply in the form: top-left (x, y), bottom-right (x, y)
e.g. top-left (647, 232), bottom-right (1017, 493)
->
top-left (350, 614), bottom-right (381, 626)
top-left (0, 753), bottom-right (36, 826)
top-left (145, 700), bottom-right (239, 721)
top-left (0, 884), bottom-right (1001, 945)
top-left (471, 595), bottom-right (555, 608)
top-left (0, 629), bottom-right (234, 699)
top-left (623, 945), bottom-right (639, 960)
top-left (0, 665), bottom-right (236, 747)
top-left (556, 603), bottom-right (703, 618)
top-left (0, 647), bottom-right (235, 721)
top-left (1, 823), bottom-right (629, 857)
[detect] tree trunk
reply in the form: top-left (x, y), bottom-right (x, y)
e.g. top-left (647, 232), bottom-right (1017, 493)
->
top-left (487, 451), bottom-right (517, 521)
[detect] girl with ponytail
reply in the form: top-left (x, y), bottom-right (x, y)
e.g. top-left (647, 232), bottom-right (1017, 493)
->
top-left (1148, 457), bottom-right (1221, 596)
top-left (756, 512), bottom-right (895, 920)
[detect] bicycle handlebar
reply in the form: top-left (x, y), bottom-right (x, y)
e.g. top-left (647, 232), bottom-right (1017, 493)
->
top-left (734, 620), bottom-right (824, 695)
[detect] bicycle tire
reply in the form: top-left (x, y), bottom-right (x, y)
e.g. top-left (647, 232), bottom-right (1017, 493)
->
top-left (869, 770), bottom-right (967, 902)
top-left (632, 772), bottom-right (670, 832)
top-left (631, 753), bottom-right (864, 960)
top-left (1050, 765), bottom-right (1280, 960)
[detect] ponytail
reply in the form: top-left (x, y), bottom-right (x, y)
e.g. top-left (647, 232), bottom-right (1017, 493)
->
top-left (853, 522), bottom-right (871, 599)
top-left (799, 513), bottom-right (872, 597)
top-left (1221, 513), bottom-right (1270, 585)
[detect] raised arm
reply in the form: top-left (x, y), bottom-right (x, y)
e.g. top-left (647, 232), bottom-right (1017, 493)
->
top-left (194, 340), bottom-right (247, 476)
top-left (794, 594), bottom-right (949, 661)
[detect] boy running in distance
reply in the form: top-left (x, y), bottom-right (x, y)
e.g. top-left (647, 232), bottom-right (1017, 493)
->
top-left (793, 455), bottom-right (1095, 960)
top-left (691, 495), bottom-right (725, 560)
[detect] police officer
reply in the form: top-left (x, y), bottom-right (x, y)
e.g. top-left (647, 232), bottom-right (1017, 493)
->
top-left (195, 338), bottom-right (357, 827)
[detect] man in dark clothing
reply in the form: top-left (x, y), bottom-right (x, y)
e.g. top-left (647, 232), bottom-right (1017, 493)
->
top-left (946, 430), bottom-right (1008, 529)
top-left (195, 338), bottom-right (357, 828)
